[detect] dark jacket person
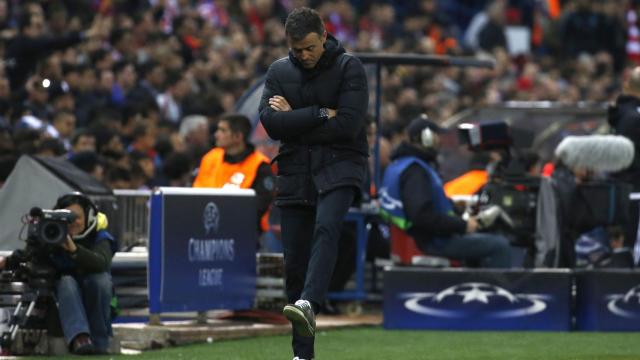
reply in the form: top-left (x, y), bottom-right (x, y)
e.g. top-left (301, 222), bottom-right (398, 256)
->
top-left (380, 116), bottom-right (512, 268)
top-left (609, 66), bottom-right (640, 249)
top-left (258, 7), bottom-right (368, 360)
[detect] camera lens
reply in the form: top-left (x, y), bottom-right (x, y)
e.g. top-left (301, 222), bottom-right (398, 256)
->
top-left (40, 221), bottom-right (66, 245)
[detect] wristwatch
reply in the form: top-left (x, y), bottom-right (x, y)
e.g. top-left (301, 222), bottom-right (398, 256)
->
top-left (318, 107), bottom-right (330, 121)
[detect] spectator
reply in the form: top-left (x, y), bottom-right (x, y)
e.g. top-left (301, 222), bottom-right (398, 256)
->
top-left (51, 110), bottom-right (76, 150)
top-left (478, 0), bottom-right (508, 53)
top-left (127, 60), bottom-right (165, 106)
top-left (22, 77), bottom-right (52, 121)
top-left (69, 151), bottom-right (105, 182)
top-left (156, 70), bottom-right (190, 124)
top-left (179, 114), bottom-right (210, 164)
top-left (193, 113), bottom-right (273, 234)
top-left (71, 129), bottom-right (96, 154)
top-left (162, 151), bottom-right (193, 186)
top-left (49, 81), bottom-right (75, 113)
top-left (5, 8), bottom-right (108, 91)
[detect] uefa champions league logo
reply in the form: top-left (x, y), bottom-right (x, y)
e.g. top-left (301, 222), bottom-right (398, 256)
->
top-left (203, 202), bottom-right (220, 236)
top-left (606, 285), bottom-right (640, 318)
top-left (379, 188), bottom-right (403, 211)
top-left (400, 282), bottom-right (551, 318)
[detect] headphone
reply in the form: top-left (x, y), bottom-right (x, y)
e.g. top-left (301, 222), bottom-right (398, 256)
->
top-left (421, 126), bottom-right (435, 148)
top-left (54, 192), bottom-right (98, 240)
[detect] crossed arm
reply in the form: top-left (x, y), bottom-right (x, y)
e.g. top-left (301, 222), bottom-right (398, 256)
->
top-left (259, 58), bottom-right (368, 144)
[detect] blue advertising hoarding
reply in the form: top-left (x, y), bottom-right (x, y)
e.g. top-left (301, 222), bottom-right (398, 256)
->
top-left (575, 270), bottom-right (640, 331)
top-left (148, 187), bottom-right (257, 313)
top-left (384, 268), bottom-right (572, 331)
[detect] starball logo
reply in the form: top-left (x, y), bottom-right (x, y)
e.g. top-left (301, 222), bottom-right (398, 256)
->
top-left (203, 202), bottom-right (220, 236)
top-left (606, 285), bottom-right (640, 318)
top-left (400, 282), bottom-right (551, 318)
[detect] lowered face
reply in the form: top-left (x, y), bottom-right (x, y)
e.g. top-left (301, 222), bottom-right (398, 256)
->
top-left (288, 31), bottom-right (326, 69)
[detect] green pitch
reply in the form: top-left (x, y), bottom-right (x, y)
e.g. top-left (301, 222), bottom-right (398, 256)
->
top-left (30, 327), bottom-right (640, 359)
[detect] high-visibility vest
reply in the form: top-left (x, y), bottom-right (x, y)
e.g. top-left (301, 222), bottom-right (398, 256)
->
top-left (193, 147), bottom-right (271, 232)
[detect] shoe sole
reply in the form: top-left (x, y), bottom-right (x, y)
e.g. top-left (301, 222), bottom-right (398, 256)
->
top-left (283, 305), bottom-right (315, 337)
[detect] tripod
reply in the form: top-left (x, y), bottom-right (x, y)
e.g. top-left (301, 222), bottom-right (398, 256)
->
top-left (0, 264), bottom-right (58, 355)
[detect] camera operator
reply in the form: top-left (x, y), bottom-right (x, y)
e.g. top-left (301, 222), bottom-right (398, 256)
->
top-left (0, 193), bottom-right (117, 355)
top-left (380, 115), bottom-right (512, 268)
top-left (609, 66), bottom-right (640, 250)
top-left (536, 135), bottom-right (634, 267)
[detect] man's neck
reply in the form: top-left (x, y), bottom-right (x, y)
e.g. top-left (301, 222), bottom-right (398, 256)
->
top-left (224, 143), bottom-right (246, 157)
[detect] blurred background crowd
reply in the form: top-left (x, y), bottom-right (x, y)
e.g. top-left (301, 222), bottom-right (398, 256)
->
top-left (0, 0), bottom-right (635, 189)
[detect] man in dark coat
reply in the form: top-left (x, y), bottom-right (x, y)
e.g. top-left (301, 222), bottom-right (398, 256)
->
top-left (258, 7), bottom-right (368, 360)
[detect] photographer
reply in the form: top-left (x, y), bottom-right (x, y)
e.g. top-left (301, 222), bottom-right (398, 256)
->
top-left (0, 193), bottom-right (117, 355)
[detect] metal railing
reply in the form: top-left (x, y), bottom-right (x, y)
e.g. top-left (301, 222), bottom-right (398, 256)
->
top-left (112, 190), bottom-right (151, 251)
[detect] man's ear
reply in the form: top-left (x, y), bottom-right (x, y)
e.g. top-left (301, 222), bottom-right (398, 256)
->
top-left (321, 30), bottom-right (327, 43)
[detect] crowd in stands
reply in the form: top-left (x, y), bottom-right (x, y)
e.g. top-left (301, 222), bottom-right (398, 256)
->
top-left (0, 0), bottom-right (636, 190)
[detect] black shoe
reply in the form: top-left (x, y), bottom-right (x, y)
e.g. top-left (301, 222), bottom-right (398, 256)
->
top-left (283, 300), bottom-right (315, 337)
top-left (71, 334), bottom-right (95, 355)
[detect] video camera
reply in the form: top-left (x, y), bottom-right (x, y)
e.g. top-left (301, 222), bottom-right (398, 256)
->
top-left (0, 208), bottom-right (69, 355)
top-left (457, 121), bottom-right (540, 251)
top-left (26, 208), bottom-right (76, 247)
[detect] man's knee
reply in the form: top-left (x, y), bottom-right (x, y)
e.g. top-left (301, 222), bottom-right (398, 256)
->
top-left (82, 273), bottom-right (112, 296)
top-left (57, 275), bottom-right (80, 293)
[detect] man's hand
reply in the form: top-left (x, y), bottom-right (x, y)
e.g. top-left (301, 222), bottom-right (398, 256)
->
top-left (269, 96), bottom-right (292, 112)
top-left (327, 108), bottom-right (337, 118)
top-left (466, 216), bottom-right (479, 234)
top-left (62, 235), bottom-right (78, 254)
top-left (0, 256), bottom-right (6, 270)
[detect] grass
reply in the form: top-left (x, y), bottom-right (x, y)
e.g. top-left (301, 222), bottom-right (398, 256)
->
top-left (26, 326), bottom-right (640, 360)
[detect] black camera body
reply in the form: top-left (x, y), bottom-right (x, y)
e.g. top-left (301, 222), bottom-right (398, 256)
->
top-left (458, 121), bottom-right (540, 252)
top-left (27, 208), bottom-right (76, 246)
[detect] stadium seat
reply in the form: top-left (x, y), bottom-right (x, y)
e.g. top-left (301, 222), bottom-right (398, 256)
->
top-left (389, 225), bottom-right (460, 267)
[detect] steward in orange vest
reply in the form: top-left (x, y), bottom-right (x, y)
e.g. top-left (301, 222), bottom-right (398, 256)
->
top-left (193, 114), bottom-right (274, 233)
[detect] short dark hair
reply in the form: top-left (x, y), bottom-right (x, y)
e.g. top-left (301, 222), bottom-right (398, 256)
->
top-left (220, 113), bottom-right (252, 145)
top-left (71, 129), bottom-right (95, 146)
top-left (284, 7), bottom-right (324, 42)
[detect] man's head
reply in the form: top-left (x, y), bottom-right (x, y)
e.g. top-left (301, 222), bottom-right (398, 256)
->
top-left (52, 110), bottom-right (76, 139)
top-left (19, 11), bottom-right (45, 38)
top-left (180, 115), bottom-right (209, 148)
top-left (49, 81), bottom-right (75, 112)
top-left (54, 192), bottom-right (98, 239)
top-left (406, 114), bottom-right (444, 150)
top-left (165, 70), bottom-right (190, 100)
top-left (285, 7), bottom-right (327, 69)
top-left (215, 114), bottom-right (252, 155)
top-left (71, 129), bottom-right (96, 153)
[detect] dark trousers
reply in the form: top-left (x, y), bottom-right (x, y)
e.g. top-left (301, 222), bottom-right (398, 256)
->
top-left (280, 186), bottom-right (355, 359)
